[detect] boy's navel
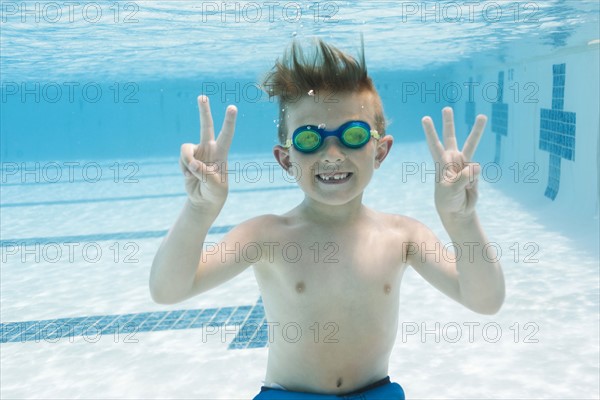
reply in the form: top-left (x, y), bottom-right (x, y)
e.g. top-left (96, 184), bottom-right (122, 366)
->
top-left (295, 282), bottom-right (305, 293)
top-left (384, 284), bottom-right (392, 294)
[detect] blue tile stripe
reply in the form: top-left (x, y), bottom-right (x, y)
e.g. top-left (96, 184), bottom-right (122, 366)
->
top-left (1, 193), bottom-right (185, 208)
top-left (465, 101), bottom-right (475, 126)
top-left (539, 63), bottom-right (576, 200)
top-left (539, 109), bottom-right (576, 159)
top-left (228, 298), bottom-right (268, 350)
top-left (0, 185), bottom-right (297, 208)
top-left (465, 76), bottom-right (476, 117)
top-left (494, 134), bottom-right (502, 165)
top-left (497, 71), bottom-right (505, 103)
top-left (464, 77), bottom-right (476, 141)
top-left (552, 63), bottom-right (566, 110)
top-left (0, 172), bottom-right (182, 187)
top-left (492, 71), bottom-right (508, 164)
top-left (544, 154), bottom-right (561, 200)
top-left (1, 299), bottom-right (268, 350)
top-left (492, 102), bottom-right (508, 137)
top-left (0, 225), bottom-right (234, 247)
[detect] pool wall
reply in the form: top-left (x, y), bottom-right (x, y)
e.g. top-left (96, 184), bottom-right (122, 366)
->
top-left (2, 44), bottom-right (598, 222)
top-left (0, 71), bottom-right (451, 162)
top-left (454, 41), bottom-right (600, 222)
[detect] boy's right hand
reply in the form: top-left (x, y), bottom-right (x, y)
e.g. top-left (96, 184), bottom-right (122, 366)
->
top-left (179, 95), bottom-right (237, 209)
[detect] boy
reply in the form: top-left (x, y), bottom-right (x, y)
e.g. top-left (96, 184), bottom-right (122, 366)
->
top-left (149, 39), bottom-right (505, 399)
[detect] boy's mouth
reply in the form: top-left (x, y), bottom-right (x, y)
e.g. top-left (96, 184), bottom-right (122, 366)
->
top-left (315, 172), bottom-right (353, 184)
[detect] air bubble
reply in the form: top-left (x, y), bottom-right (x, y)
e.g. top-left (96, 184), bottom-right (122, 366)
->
top-left (318, 123), bottom-right (326, 129)
top-left (308, 89), bottom-right (314, 96)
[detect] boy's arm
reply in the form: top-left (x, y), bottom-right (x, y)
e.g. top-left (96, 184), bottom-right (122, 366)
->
top-left (439, 212), bottom-right (505, 314)
top-left (150, 201), bottom-right (219, 304)
top-left (408, 107), bottom-right (505, 315)
top-left (150, 95), bottom-right (242, 304)
top-left (406, 214), bottom-right (505, 315)
top-left (150, 202), bottom-right (265, 304)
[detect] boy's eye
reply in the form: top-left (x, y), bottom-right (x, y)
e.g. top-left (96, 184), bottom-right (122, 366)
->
top-left (295, 130), bottom-right (321, 149)
top-left (343, 126), bottom-right (368, 144)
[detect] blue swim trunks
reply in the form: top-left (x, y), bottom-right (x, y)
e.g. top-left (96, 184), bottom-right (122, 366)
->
top-left (252, 376), bottom-right (405, 399)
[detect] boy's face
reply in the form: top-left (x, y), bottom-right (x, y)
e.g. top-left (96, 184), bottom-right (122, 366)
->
top-left (274, 90), bottom-right (393, 206)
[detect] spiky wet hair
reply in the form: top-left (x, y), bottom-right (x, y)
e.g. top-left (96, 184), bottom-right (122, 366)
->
top-left (261, 38), bottom-right (386, 145)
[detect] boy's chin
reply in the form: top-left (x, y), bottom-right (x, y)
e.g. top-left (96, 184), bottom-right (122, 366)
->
top-left (305, 188), bottom-right (364, 206)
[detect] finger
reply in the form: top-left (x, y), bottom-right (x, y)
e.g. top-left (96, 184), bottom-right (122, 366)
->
top-left (187, 159), bottom-right (213, 180)
top-left (442, 107), bottom-right (458, 151)
top-left (421, 116), bottom-right (445, 161)
top-left (462, 114), bottom-right (487, 161)
top-left (457, 162), bottom-right (481, 189)
top-left (216, 105), bottom-right (238, 156)
top-left (179, 157), bottom-right (192, 177)
top-left (465, 183), bottom-right (479, 213)
top-left (198, 95), bottom-right (215, 146)
top-left (466, 175), bottom-right (480, 191)
top-left (180, 143), bottom-right (199, 170)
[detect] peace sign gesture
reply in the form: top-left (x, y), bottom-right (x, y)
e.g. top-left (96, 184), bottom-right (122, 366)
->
top-left (179, 95), bottom-right (238, 209)
top-left (421, 107), bottom-right (487, 217)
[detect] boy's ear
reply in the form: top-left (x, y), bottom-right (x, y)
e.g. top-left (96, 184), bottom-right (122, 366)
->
top-left (273, 145), bottom-right (292, 171)
top-left (375, 135), bottom-right (393, 169)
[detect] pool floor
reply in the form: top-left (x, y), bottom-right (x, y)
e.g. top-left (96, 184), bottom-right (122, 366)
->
top-left (2, 146), bottom-right (599, 399)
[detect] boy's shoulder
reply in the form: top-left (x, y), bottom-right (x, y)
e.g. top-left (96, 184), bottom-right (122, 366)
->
top-left (367, 208), bottom-right (423, 228)
top-left (233, 210), bottom-right (431, 240)
top-left (231, 213), bottom-right (288, 239)
top-left (234, 213), bottom-right (282, 229)
top-left (366, 209), bottom-right (435, 243)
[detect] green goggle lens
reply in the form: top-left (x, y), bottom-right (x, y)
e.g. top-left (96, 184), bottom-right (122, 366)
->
top-left (341, 126), bottom-right (369, 147)
top-left (294, 129), bottom-right (322, 151)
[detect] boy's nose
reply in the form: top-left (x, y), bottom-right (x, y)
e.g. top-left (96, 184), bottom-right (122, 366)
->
top-left (320, 137), bottom-right (346, 163)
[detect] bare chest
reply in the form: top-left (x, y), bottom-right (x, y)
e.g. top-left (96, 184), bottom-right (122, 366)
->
top-left (253, 227), bottom-right (407, 321)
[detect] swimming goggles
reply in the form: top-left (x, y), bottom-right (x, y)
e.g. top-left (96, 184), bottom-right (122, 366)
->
top-left (284, 120), bottom-right (380, 153)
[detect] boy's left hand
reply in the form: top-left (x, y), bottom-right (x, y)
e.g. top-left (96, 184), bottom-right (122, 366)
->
top-left (421, 107), bottom-right (487, 218)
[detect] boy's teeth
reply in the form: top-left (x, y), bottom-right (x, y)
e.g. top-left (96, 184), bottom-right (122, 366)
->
top-left (319, 173), bottom-right (349, 181)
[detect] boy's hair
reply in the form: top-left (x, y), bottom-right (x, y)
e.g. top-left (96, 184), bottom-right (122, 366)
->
top-left (261, 38), bottom-right (386, 145)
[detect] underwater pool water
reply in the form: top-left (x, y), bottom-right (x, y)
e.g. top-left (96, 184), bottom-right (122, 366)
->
top-left (1, 1), bottom-right (599, 399)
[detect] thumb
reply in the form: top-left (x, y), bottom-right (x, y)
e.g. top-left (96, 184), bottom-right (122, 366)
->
top-left (457, 162), bottom-right (480, 189)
